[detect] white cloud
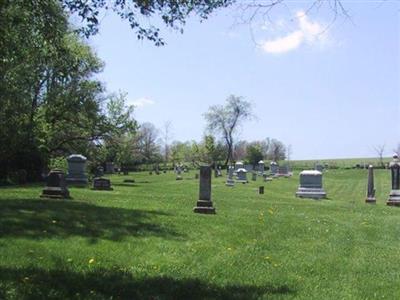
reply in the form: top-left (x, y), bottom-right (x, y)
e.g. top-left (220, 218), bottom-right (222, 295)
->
top-left (260, 11), bottom-right (329, 54)
top-left (130, 97), bottom-right (155, 108)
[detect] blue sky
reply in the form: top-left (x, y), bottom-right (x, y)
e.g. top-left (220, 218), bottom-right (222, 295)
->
top-left (89, 1), bottom-right (400, 160)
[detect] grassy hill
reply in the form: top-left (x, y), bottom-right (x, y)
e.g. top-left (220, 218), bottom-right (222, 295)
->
top-left (0, 169), bottom-right (399, 299)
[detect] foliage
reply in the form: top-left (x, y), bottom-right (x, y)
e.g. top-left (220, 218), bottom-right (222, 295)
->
top-left (62, 0), bottom-right (233, 44)
top-left (204, 95), bottom-right (253, 165)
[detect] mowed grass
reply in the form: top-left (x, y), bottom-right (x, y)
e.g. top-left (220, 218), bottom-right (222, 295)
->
top-left (0, 169), bottom-right (399, 299)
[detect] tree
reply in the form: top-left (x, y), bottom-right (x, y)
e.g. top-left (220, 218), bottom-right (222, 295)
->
top-left (204, 95), bottom-right (253, 166)
top-left (246, 143), bottom-right (264, 167)
top-left (374, 144), bottom-right (386, 168)
top-left (61, 0), bottom-right (233, 44)
top-left (136, 122), bottom-right (161, 167)
top-left (268, 139), bottom-right (286, 162)
top-left (161, 121), bottom-right (173, 170)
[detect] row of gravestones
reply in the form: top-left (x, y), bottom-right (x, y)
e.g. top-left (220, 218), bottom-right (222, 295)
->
top-left (194, 155), bottom-right (400, 214)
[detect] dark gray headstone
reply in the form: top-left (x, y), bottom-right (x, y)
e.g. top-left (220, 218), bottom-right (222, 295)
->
top-left (40, 169), bottom-right (70, 199)
top-left (193, 166), bottom-right (215, 214)
top-left (387, 154), bottom-right (400, 206)
top-left (366, 165), bottom-right (376, 204)
top-left (225, 165), bottom-right (235, 187)
top-left (259, 186), bottom-right (264, 194)
top-left (92, 177), bottom-right (113, 191)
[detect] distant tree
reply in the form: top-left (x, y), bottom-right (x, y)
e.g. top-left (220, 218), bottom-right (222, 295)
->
top-left (204, 95), bottom-right (253, 166)
top-left (246, 143), bottom-right (264, 167)
top-left (137, 122), bottom-right (161, 166)
top-left (374, 144), bottom-right (386, 168)
top-left (161, 121), bottom-right (173, 170)
top-left (268, 139), bottom-right (286, 162)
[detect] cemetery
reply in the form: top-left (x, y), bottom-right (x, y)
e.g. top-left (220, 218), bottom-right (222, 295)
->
top-left (0, 0), bottom-right (398, 299)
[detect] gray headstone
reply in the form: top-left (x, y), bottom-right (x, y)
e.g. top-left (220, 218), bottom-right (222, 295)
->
top-left (105, 162), bottom-right (114, 174)
top-left (40, 169), bottom-right (70, 199)
top-left (236, 168), bottom-right (248, 183)
top-left (193, 166), bottom-right (215, 214)
top-left (226, 165), bottom-right (235, 186)
top-left (258, 160), bottom-right (265, 175)
top-left (92, 177), bottom-right (113, 191)
top-left (252, 172), bottom-right (257, 181)
top-left (295, 170), bottom-right (326, 199)
top-left (366, 165), bottom-right (376, 203)
top-left (270, 162), bottom-right (278, 175)
top-left (387, 154), bottom-right (400, 206)
top-left (66, 154), bottom-right (88, 186)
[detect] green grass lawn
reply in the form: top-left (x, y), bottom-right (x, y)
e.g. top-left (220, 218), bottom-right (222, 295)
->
top-left (0, 169), bottom-right (399, 299)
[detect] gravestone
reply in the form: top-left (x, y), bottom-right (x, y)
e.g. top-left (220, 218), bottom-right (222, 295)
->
top-left (277, 165), bottom-right (290, 177)
top-left (252, 172), bottom-right (257, 181)
top-left (40, 169), bottom-right (70, 199)
top-left (259, 186), bottom-right (264, 194)
top-left (226, 165), bottom-right (235, 187)
top-left (244, 164), bottom-right (254, 172)
top-left (105, 162), bottom-right (114, 174)
top-left (92, 177), bottom-right (113, 191)
top-left (236, 168), bottom-right (248, 183)
top-left (263, 173), bottom-right (273, 182)
top-left (234, 161), bottom-right (244, 172)
top-left (270, 162), bottom-right (278, 175)
top-left (365, 165), bottom-right (376, 204)
top-left (66, 154), bottom-right (88, 186)
top-left (193, 166), bottom-right (215, 214)
top-left (95, 166), bottom-right (104, 177)
top-left (387, 154), bottom-right (400, 206)
top-left (258, 160), bottom-right (265, 175)
top-left (295, 170), bottom-right (326, 199)
top-left (315, 163), bottom-right (324, 172)
top-left (176, 165), bottom-right (183, 180)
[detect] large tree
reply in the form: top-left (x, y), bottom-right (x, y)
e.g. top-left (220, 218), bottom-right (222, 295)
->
top-left (204, 95), bottom-right (253, 166)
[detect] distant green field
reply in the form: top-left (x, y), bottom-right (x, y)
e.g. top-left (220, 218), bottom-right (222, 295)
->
top-left (0, 169), bottom-right (399, 299)
top-left (288, 157), bottom-right (392, 169)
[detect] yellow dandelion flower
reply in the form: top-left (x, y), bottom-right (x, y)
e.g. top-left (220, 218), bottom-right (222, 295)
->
top-left (268, 209), bottom-right (274, 215)
top-left (67, 258), bottom-right (73, 263)
top-left (89, 258), bottom-right (95, 264)
top-left (227, 247), bottom-right (232, 251)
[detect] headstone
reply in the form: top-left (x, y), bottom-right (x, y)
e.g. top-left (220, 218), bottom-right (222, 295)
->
top-left (236, 168), bottom-right (248, 183)
top-left (270, 161), bottom-right (278, 175)
top-left (66, 154), bottom-right (88, 186)
top-left (263, 173), bottom-right (273, 182)
top-left (176, 165), bottom-right (183, 180)
top-left (40, 169), bottom-right (70, 199)
top-left (277, 165), bottom-right (290, 177)
top-left (95, 166), bottom-right (104, 177)
top-left (234, 161), bottom-right (244, 171)
top-left (105, 162), bottom-right (114, 174)
top-left (295, 170), bottom-right (327, 199)
top-left (193, 166), bottom-right (216, 214)
top-left (258, 160), bottom-right (265, 175)
top-left (259, 186), bottom-right (264, 194)
top-left (244, 164), bottom-right (254, 172)
top-left (387, 154), bottom-right (400, 206)
top-left (252, 172), bottom-right (257, 181)
top-left (92, 177), bottom-right (113, 191)
top-left (315, 163), bottom-right (324, 172)
top-left (226, 165), bottom-right (235, 187)
top-left (365, 165), bottom-right (376, 204)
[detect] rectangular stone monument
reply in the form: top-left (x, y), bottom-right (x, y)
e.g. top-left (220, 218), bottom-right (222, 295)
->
top-left (92, 177), bottom-right (113, 191)
top-left (105, 162), bottom-right (114, 174)
top-left (193, 166), bottom-right (215, 214)
top-left (252, 172), bottom-right (257, 181)
top-left (226, 165), bottom-right (235, 187)
top-left (176, 165), bottom-right (183, 180)
top-left (270, 162), bottom-right (278, 176)
top-left (236, 168), bottom-right (248, 183)
top-left (365, 165), bottom-right (376, 204)
top-left (40, 169), bottom-right (70, 199)
top-left (66, 154), bottom-right (88, 186)
top-left (258, 160), bottom-right (265, 175)
top-left (296, 170), bottom-right (326, 199)
top-left (387, 155), bottom-right (400, 206)
top-left (259, 186), bottom-right (264, 194)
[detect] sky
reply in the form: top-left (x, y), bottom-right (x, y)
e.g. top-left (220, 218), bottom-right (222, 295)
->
top-left (88, 1), bottom-right (400, 160)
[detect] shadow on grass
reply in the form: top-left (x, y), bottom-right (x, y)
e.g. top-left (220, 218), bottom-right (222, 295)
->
top-left (0, 267), bottom-right (295, 299)
top-left (0, 199), bottom-right (181, 242)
